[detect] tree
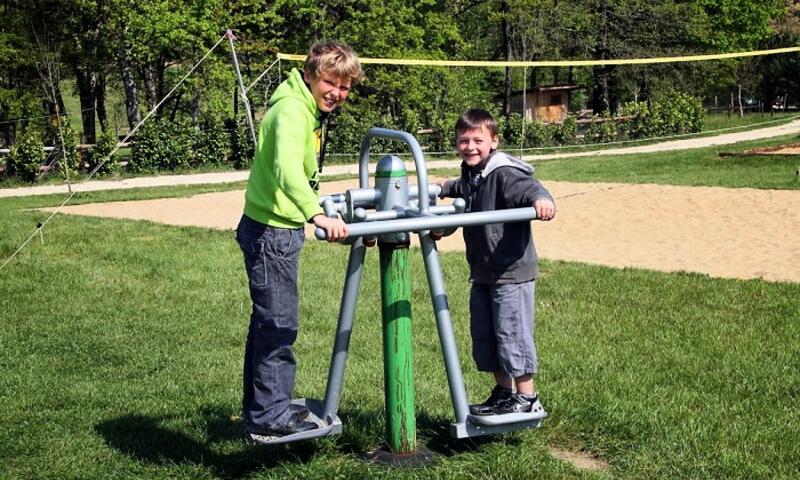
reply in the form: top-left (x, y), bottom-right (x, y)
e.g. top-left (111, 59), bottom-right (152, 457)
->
top-left (0, 3), bottom-right (43, 147)
top-left (758, 0), bottom-right (800, 109)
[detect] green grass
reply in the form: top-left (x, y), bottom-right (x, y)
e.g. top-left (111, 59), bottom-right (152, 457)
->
top-left (426, 133), bottom-right (800, 190)
top-left (531, 134), bottom-right (800, 189)
top-left (702, 111), bottom-right (798, 132)
top-left (61, 78), bottom-right (130, 138)
top-left (2, 182), bottom-right (799, 479)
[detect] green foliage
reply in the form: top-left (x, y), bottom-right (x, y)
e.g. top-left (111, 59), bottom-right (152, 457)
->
top-left (7, 126), bottom-right (45, 182)
top-left (652, 91), bottom-right (705, 134)
top-left (229, 120), bottom-right (254, 170)
top-left (551, 115), bottom-right (577, 145)
top-left (695, 0), bottom-right (785, 50)
top-left (326, 98), bottom-right (403, 157)
top-left (193, 123), bottom-right (229, 167)
top-left (129, 120), bottom-right (192, 173)
top-left (500, 112), bottom-right (525, 148)
top-left (428, 112), bottom-right (461, 152)
top-left (524, 120), bottom-right (553, 148)
top-left (327, 103), bottom-right (379, 155)
top-left (584, 113), bottom-right (619, 144)
top-left (621, 92), bottom-right (705, 139)
top-left (621, 101), bottom-right (653, 139)
top-left (1, 0), bottom-right (794, 177)
top-left (88, 129), bottom-right (118, 175)
top-left (131, 119), bottom-right (236, 172)
top-left (53, 123), bottom-right (81, 176)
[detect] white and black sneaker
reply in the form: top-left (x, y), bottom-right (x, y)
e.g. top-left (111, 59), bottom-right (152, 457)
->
top-left (494, 393), bottom-right (546, 416)
top-left (469, 385), bottom-right (513, 416)
top-left (244, 408), bottom-right (318, 445)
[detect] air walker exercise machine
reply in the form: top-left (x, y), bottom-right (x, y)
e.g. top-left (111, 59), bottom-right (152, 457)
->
top-left (263, 128), bottom-right (547, 453)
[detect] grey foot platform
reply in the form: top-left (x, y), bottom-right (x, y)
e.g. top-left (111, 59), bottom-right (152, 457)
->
top-left (450, 410), bottom-right (548, 439)
top-left (247, 398), bottom-right (342, 446)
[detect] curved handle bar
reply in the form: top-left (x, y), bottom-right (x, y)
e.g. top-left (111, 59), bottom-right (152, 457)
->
top-left (358, 128), bottom-right (430, 214)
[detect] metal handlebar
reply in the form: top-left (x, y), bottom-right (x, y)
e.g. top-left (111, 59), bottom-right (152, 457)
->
top-left (315, 207), bottom-right (538, 241)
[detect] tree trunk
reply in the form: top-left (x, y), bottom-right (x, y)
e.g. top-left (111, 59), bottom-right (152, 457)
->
top-left (592, 67), bottom-right (611, 114)
top-left (118, 35), bottom-right (141, 130)
top-left (51, 79), bottom-right (67, 119)
top-left (738, 85), bottom-right (744, 117)
top-left (168, 91), bottom-right (183, 122)
top-left (41, 78), bottom-right (67, 123)
top-left (75, 67), bottom-right (97, 144)
top-left (142, 64), bottom-right (157, 113)
top-left (96, 73), bottom-right (108, 132)
top-left (592, 0), bottom-right (612, 115)
top-left (191, 93), bottom-right (201, 126)
top-left (156, 57), bottom-right (166, 109)
top-left (502, 0), bottom-right (512, 119)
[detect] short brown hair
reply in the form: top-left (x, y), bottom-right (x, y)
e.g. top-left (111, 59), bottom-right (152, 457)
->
top-left (304, 40), bottom-right (365, 85)
top-left (455, 109), bottom-right (498, 138)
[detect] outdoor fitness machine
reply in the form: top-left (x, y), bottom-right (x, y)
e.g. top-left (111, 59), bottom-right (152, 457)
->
top-left (264, 128), bottom-right (547, 456)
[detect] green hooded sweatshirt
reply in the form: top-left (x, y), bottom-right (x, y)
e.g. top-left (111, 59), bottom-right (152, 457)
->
top-left (243, 68), bottom-right (324, 228)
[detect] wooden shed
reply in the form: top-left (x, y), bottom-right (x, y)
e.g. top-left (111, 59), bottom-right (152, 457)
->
top-left (509, 84), bottom-right (580, 123)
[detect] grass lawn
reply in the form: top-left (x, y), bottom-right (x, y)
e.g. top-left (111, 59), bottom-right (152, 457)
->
top-left (531, 134), bottom-right (800, 189)
top-left (702, 111), bottom-right (798, 132)
top-left (61, 78), bottom-right (130, 138)
top-left (2, 141), bottom-right (799, 478)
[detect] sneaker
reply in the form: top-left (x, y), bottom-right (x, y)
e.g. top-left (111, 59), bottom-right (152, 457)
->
top-left (494, 393), bottom-right (545, 415)
top-left (245, 408), bottom-right (318, 444)
top-left (469, 385), bottom-right (513, 416)
top-left (288, 404), bottom-right (311, 421)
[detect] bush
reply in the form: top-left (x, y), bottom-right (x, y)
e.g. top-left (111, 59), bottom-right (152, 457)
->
top-left (88, 129), bottom-right (118, 174)
top-left (129, 119), bottom-right (193, 173)
top-left (620, 92), bottom-right (704, 139)
top-left (228, 119), bottom-right (254, 170)
top-left (620, 101), bottom-right (652, 139)
top-left (525, 120), bottom-right (552, 148)
top-left (651, 91), bottom-right (704, 134)
top-left (551, 115), bottom-right (577, 145)
top-left (500, 112), bottom-right (524, 149)
top-left (193, 123), bottom-right (228, 167)
top-left (428, 113), bottom-right (459, 153)
top-left (327, 106), bottom-right (373, 155)
top-left (583, 113), bottom-right (618, 143)
top-left (326, 100), bottom-right (406, 158)
top-left (53, 123), bottom-right (81, 177)
top-left (8, 126), bottom-right (45, 182)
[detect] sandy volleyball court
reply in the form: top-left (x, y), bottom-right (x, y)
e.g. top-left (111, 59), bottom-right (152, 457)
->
top-left (45, 178), bottom-right (800, 283)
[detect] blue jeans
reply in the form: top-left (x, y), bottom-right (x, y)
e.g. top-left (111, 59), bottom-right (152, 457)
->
top-left (236, 214), bottom-right (305, 431)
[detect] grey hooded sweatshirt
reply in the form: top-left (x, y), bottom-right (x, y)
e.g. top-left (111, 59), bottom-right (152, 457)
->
top-left (440, 151), bottom-right (553, 284)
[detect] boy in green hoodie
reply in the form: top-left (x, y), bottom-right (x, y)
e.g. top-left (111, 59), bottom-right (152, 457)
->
top-left (236, 41), bottom-right (364, 443)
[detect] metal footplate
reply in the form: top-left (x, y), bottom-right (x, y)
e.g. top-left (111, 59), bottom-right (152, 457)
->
top-left (250, 398), bottom-right (343, 445)
top-left (450, 410), bottom-right (549, 439)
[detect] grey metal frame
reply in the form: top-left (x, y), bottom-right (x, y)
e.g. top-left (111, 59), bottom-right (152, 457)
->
top-left (262, 128), bottom-right (546, 445)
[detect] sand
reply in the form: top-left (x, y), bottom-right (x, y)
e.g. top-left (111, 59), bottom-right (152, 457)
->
top-left (45, 178), bottom-right (800, 283)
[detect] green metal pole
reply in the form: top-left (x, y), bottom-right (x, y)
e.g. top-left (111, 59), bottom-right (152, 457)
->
top-left (379, 244), bottom-right (416, 453)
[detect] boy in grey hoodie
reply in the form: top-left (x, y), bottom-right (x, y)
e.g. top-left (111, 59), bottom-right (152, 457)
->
top-left (439, 109), bottom-right (555, 416)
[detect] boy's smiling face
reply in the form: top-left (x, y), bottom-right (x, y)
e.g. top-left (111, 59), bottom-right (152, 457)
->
top-left (456, 126), bottom-right (499, 168)
top-left (304, 70), bottom-right (352, 113)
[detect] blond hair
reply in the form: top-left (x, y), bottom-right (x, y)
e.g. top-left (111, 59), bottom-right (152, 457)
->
top-left (304, 40), bottom-right (365, 84)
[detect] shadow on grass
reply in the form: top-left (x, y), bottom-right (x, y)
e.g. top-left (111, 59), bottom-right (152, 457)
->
top-left (336, 406), bottom-right (512, 458)
top-left (96, 404), bottom-right (519, 476)
top-left (94, 406), bottom-right (318, 478)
